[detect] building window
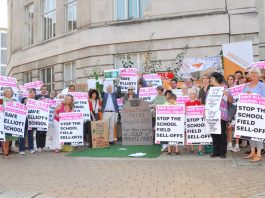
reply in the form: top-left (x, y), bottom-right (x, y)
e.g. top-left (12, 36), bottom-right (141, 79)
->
top-left (0, 32), bottom-right (7, 76)
top-left (114, 53), bottom-right (144, 71)
top-left (115, 0), bottom-right (149, 20)
top-left (25, 3), bottom-right (34, 45)
top-left (23, 72), bottom-right (32, 84)
top-left (65, 0), bottom-right (77, 32)
top-left (40, 67), bottom-right (54, 92)
top-left (64, 62), bottom-right (76, 87)
top-left (41, 0), bottom-right (56, 40)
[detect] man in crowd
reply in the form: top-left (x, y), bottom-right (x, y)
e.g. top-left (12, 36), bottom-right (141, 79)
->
top-left (102, 85), bottom-right (119, 144)
top-left (234, 71), bottom-right (243, 85)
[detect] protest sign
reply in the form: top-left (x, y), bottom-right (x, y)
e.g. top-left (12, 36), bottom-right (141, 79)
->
top-left (186, 106), bottom-right (212, 145)
top-left (59, 112), bottom-right (84, 146)
top-left (87, 79), bottom-right (97, 89)
top-left (139, 87), bottom-right (157, 102)
top-left (117, 98), bottom-right (123, 111)
top-left (91, 121), bottom-right (109, 148)
top-left (155, 105), bottom-right (185, 144)
top-left (19, 85), bottom-right (28, 98)
top-left (228, 84), bottom-right (246, 105)
top-left (69, 92), bottom-right (90, 121)
top-left (3, 101), bottom-right (27, 137)
top-left (143, 74), bottom-right (162, 87)
top-left (74, 83), bottom-right (88, 93)
top-left (157, 72), bottom-right (174, 80)
top-left (234, 94), bottom-right (265, 141)
top-left (24, 81), bottom-right (44, 95)
top-left (48, 99), bottom-right (63, 128)
top-left (176, 96), bottom-right (190, 104)
top-left (26, 99), bottom-right (50, 131)
top-left (119, 68), bottom-right (138, 93)
top-left (205, 110), bottom-right (221, 134)
top-left (172, 89), bottom-right (183, 97)
top-left (0, 76), bottom-right (19, 100)
top-left (223, 41), bottom-right (253, 78)
top-left (205, 87), bottom-right (224, 110)
top-left (251, 61), bottom-right (265, 69)
top-left (0, 105), bottom-right (5, 141)
top-left (104, 69), bottom-right (119, 80)
top-left (121, 99), bottom-right (153, 145)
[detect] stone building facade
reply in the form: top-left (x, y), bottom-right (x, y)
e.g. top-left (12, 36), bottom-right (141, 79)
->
top-left (7, 0), bottom-right (265, 91)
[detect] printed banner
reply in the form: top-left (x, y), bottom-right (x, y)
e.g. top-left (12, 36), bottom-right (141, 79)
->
top-left (0, 76), bottom-right (19, 100)
top-left (176, 96), bottom-right (190, 104)
top-left (117, 98), bottom-right (123, 111)
top-left (186, 106), bottom-right (212, 145)
top-left (3, 101), bottom-right (27, 137)
top-left (251, 61), bottom-right (265, 69)
top-left (139, 87), bottom-right (157, 102)
top-left (205, 110), bottom-right (221, 134)
top-left (143, 74), bottom-right (162, 87)
top-left (69, 92), bottom-right (90, 121)
top-left (104, 69), bottom-right (119, 80)
top-left (223, 41), bottom-right (253, 78)
top-left (228, 84), bottom-right (246, 105)
top-left (0, 105), bottom-right (5, 141)
top-left (59, 112), bottom-right (84, 146)
top-left (205, 87), bottom-right (224, 110)
top-left (234, 94), bottom-right (265, 141)
top-left (26, 99), bottom-right (50, 131)
top-left (155, 105), bottom-right (185, 144)
top-left (119, 76), bottom-right (138, 93)
top-left (24, 81), bottom-right (44, 96)
top-left (91, 121), bottom-right (109, 148)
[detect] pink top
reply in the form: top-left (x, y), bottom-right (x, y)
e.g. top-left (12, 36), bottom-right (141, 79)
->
top-left (54, 104), bottom-right (72, 122)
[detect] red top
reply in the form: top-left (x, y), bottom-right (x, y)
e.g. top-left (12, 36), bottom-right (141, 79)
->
top-left (54, 104), bottom-right (72, 122)
top-left (185, 100), bottom-right (201, 107)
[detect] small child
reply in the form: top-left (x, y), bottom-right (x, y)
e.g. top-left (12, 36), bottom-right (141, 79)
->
top-left (167, 93), bottom-right (180, 156)
top-left (185, 87), bottom-right (204, 156)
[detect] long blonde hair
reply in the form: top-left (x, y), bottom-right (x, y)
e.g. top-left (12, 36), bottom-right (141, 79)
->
top-left (63, 94), bottom-right (75, 109)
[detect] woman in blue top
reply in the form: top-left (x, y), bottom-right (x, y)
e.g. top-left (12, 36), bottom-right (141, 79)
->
top-left (243, 67), bottom-right (265, 162)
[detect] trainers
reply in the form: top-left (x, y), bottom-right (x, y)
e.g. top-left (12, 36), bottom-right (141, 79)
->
top-left (30, 150), bottom-right (35, 154)
top-left (232, 146), bottom-right (240, 152)
top-left (37, 148), bottom-right (42, 152)
top-left (161, 144), bottom-right (168, 152)
top-left (227, 144), bottom-right (233, 151)
top-left (20, 151), bottom-right (26, 155)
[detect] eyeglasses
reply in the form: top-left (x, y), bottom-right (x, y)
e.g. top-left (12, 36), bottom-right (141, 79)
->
top-left (128, 89), bottom-right (133, 91)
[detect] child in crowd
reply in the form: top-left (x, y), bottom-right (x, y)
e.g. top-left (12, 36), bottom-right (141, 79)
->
top-left (167, 93), bottom-right (180, 156)
top-left (185, 88), bottom-right (204, 156)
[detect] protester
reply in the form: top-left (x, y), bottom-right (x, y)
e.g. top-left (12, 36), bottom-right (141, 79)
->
top-left (242, 67), bottom-right (265, 162)
top-left (170, 78), bottom-right (178, 90)
top-left (198, 74), bottom-right (211, 105)
top-left (166, 93), bottom-right (180, 156)
top-left (185, 78), bottom-right (194, 88)
top-left (234, 71), bottom-right (243, 85)
top-left (238, 76), bottom-right (246, 85)
top-left (123, 86), bottom-right (137, 105)
top-left (50, 91), bottom-right (57, 99)
top-left (185, 87), bottom-right (203, 155)
top-left (35, 85), bottom-right (50, 152)
top-left (164, 90), bottom-right (173, 103)
top-left (54, 94), bottom-right (74, 153)
top-left (1, 87), bottom-right (16, 159)
top-left (102, 85), bottom-right (119, 144)
top-left (208, 72), bottom-right (233, 159)
top-left (181, 83), bottom-right (189, 96)
top-left (19, 88), bottom-right (36, 155)
top-left (89, 89), bottom-right (101, 121)
top-left (68, 85), bottom-right (76, 92)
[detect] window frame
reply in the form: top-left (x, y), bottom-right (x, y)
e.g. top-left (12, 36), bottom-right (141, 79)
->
top-left (64, 0), bottom-right (77, 32)
top-left (0, 31), bottom-right (7, 76)
top-left (63, 62), bottom-right (76, 88)
top-left (24, 3), bottom-right (34, 46)
top-left (40, 67), bottom-right (54, 92)
top-left (41, 0), bottom-right (56, 40)
top-left (23, 72), bottom-right (32, 84)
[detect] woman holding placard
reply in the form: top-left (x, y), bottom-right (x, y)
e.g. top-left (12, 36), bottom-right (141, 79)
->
top-left (242, 67), bottom-right (265, 162)
top-left (89, 89), bottom-right (102, 121)
top-left (1, 87), bottom-right (16, 159)
top-left (209, 72), bottom-right (233, 159)
top-left (53, 94), bottom-right (74, 153)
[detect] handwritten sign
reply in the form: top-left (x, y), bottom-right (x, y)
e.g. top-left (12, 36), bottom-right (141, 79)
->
top-left (205, 110), bottom-right (221, 134)
top-left (121, 99), bottom-right (153, 145)
top-left (91, 121), bottom-right (109, 148)
top-left (205, 87), bottom-right (224, 110)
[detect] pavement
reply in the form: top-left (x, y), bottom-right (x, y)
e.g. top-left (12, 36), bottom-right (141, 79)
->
top-left (0, 148), bottom-right (265, 198)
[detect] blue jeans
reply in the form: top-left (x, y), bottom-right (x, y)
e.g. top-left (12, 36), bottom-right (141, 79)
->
top-left (19, 129), bottom-right (34, 152)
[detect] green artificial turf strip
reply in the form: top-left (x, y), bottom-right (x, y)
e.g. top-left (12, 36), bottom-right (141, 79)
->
top-left (67, 144), bottom-right (162, 158)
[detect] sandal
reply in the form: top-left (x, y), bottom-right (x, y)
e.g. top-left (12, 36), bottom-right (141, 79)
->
top-left (54, 149), bottom-right (60, 153)
top-left (249, 155), bottom-right (262, 162)
top-left (3, 155), bottom-right (9, 159)
top-left (243, 154), bottom-right (255, 159)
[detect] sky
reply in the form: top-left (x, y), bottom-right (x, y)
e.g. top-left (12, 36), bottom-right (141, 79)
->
top-left (0, 0), bottom-right (7, 28)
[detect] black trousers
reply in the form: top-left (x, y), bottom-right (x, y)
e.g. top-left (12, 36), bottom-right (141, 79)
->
top-left (36, 131), bottom-right (47, 149)
top-left (211, 120), bottom-right (227, 156)
top-left (84, 121), bottom-right (92, 147)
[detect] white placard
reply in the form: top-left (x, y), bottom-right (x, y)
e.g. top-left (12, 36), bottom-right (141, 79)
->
top-left (69, 92), bottom-right (90, 121)
top-left (205, 110), bottom-right (221, 134)
top-left (139, 87), bottom-right (157, 102)
top-left (205, 87), bottom-right (224, 110)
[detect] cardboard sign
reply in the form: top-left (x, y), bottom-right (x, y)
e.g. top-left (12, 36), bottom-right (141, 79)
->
top-left (0, 105), bottom-right (5, 141)
top-left (205, 110), bottom-right (221, 134)
top-left (69, 92), bottom-right (90, 121)
top-left (155, 105), bottom-right (185, 144)
top-left (205, 87), bottom-right (224, 110)
top-left (143, 74), bottom-right (162, 87)
top-left (234, 94), bottom-right (265, 141)
top-left (186, 106), bottom-right (212, 145)
top-left (91, 121), bottom-right (109, 148)
top-left (119, 68), bottom-right (138, 94)
top-left (176, 96), bottom-right (190, 104)
top-left (59, 112), bottom-right (84, 146)
top-left (26, 99), bottom-right (50, 131)
top-left (0, 76), bottom-right (19, 100)
top-left (3, 101), bottom-right (27, 137)
top-left (73, 83), bottom-right (88, 93)
top-left (121, 99), bottom-right (153, 145)
top-left (139, 87), bottom-right (157, 102)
